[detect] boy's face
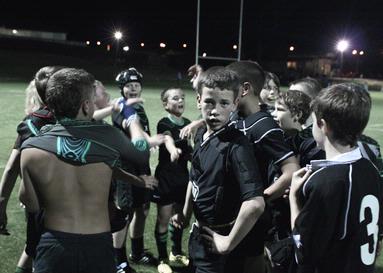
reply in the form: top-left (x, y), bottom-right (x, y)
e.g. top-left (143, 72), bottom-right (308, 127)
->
top-left (272, 99), bottom-right (299, 131)
top-left (123, 81), bottom-right (142, 99)
top-left (198, 86), bottom-right (237, 132)
top-left (94, 83), bottom-right (110, 110)
top-left (164, 88), bottom-right (185, 117)
top-left (312, 113), bottom-right (325, 149)
top-left (260, 79), bottom-right (279, 106)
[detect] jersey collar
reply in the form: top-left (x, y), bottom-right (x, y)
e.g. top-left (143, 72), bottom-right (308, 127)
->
top-left (308, 148), bottom-right (362, 171)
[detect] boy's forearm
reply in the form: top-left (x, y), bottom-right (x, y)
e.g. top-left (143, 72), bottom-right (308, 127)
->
top-left (92, 105), bottom-right (113, 120)
top-left (183, 181), bottom-right (193, 221)
top-left (0, 149), bottom-right (21, 207)
top-left (226, 196), bottom-right (265, 251)
top-left (289, 195), bottom-right (301, 230)
top-left (164, 135), bottom-right (177, 154)
top-left (264, 159), bottom-right (299, 201)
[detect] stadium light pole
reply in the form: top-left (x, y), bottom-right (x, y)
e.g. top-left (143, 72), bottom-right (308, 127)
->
top-left (336, 40), bottom-right (349, 75)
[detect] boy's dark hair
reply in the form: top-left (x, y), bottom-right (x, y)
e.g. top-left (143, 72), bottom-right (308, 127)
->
top-left (197, 66), bottom-right (240, 98)
top-left (290, 77), bottom-right (322, 99)
top-left (226, 61), bottom-right (265, 96)
top-left (264, 71), bottom-right (280, 89)
top-left (279, 90), bottom-right (312, 124)
top-left (45, 68), bottom-right (95, 119)
top-left (34, 66), bottom-right (65, 104)
top-left (160, 87), bottom-right (180, 102)
top-left (311, 83), bottom-right (371, 146)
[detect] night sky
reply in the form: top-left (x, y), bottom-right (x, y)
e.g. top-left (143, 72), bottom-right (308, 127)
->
top-left (1, 0), bottom-right (383, 59)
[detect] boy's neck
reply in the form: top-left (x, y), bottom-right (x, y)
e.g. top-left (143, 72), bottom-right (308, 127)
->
top-left (167, 113), bottom-right (184, 125)
top-left (324, 139), bottom-right (355, 160)
top-left (240, 97), bottom-right (260, 117)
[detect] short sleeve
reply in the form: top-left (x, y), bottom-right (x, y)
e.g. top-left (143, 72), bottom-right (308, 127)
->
top-left (260, 129), bottom-right (294, 166)
top-left (230, 139), bottom-right (264, 201)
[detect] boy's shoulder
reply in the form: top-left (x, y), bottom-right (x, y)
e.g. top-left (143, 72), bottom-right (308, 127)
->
top-left (237, 111), bottom-right (281, 136)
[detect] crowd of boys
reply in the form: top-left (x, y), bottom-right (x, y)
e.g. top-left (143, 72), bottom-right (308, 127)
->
top-left (0, 59), bottom-right (382, 273)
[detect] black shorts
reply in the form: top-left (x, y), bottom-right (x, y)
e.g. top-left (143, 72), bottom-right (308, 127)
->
top-left (131, 185), bottom-right (152, 208)
top-left (34, 229), bottom-right (114, 273)
top-left (189, 224), bottom-right (231, 273)
top-left (152, 166), bottom-right (188, 206)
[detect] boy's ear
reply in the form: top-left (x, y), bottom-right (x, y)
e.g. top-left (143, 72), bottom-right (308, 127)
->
top-left (81, 99), bottom-right (91, 117)
top-left (196, 93), bottom-right (202, 110)
top-left (319, 118), bottom-right (331, 135)
top-left (241, 82), bottom-right (251, 97)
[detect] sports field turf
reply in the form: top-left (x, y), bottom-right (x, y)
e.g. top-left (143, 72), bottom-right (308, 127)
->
top-left (0, 82), bottom-right (382, 273)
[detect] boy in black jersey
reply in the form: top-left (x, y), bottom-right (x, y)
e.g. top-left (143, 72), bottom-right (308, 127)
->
top-left (183, 62), bottom-right (299, 273)
top-left (112, 68), bottom-right (162, 272)
top-left (272, 90), bottom-right (325, 167)
top-left (154, 87), bottom-right (192, 273)
top-left (174, 67), bottom-right (265, 273)
top-left (289, 83), bottom-right (382, 273)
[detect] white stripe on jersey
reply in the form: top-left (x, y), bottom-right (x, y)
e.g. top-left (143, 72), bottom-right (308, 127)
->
top-left (253, 128), bottom-right (284, 144)
top-left (341, 164), bottom-right (353, 240)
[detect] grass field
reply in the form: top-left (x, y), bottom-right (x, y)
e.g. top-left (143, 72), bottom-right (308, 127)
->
top-left (0, 82), bottom-right (382, 273)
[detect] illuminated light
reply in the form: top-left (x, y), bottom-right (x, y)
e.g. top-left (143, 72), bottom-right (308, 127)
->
top-left (202, 52), bottom-right (207, 57)
top-left (12, 29), bottom-right (18, 34)
top-left (336, 40), bottom-right (349, 52)
top-left (289, 46), bottom-right (295, 51)
top-left (86, 41), bottom-right (90, 45)
top-left (359, 51), bottom-right (364, 55)
top-left (140, 42), bottom-right (145, 47)
top-left (97, 41), bottom-right (101, 46)
top-left (123, 46), bottom-right (130, 52)
top-left (107, 44), bottom-right (111, 51)
top-left (114, 31), bottom-right (122, 40)
top-left (352, 49), bottom-right (357, 55)
top-left (160, 42), bottom-right (166, 48)
top-left (233, 44), bottom-right (238, 50)
top-left (182, 43), bottom-right (187, 48)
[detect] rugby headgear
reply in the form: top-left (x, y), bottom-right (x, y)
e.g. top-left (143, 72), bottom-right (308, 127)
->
top-left (115, 67), bottom-right (143, 90)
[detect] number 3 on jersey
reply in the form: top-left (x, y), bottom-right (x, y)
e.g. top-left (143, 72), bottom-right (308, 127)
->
top-left (360, 195), bottom-right (379, 265)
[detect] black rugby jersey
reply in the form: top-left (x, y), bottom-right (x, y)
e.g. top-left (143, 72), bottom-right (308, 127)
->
top-left (234, 111), bottom-right (294, 187)
top-left (14, 107), bottom-right (56, 149)
top-left (112, 102), bottom-right (151, 137)
top-left (190, 125), bottom-right (263, 226)
top-left (156, 116), bottom-right (192, 170)
top-left (293, 148), bottom-right (382, 273)
top-left (285, 125), bottom-right (325, 167)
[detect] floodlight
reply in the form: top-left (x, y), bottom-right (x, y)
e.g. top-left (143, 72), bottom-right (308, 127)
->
top-left (289, 46), bottom-right (295, 51)
top-left (123, 46), bottom-right (130, 52)
top-left (336, 40), bottom-right (349, 52)
top-left (359, 51), bottom-right (364, 55)
top-left (114, 31), bottom-right (122, 40)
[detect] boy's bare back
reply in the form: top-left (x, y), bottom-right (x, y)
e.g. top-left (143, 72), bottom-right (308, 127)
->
top-left (21, 148), bottom-right (113, 234)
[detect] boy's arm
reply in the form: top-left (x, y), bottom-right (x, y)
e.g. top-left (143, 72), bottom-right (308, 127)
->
top-left (179, 119), bottom-right (205, 140)
top-left (0, 149), bottom-right (20, 233)
top-left (264, 156), bottom-right (299, 201)
top-left (289, 167), bottom-right (312, 229)
top-left (202, 196), bottom-right (264, 254)
top-left (163, 135), bottom-right (182, 162)
top-left (112, 168), bottom-right (158, 190)
top-left (171, 181), bottom-right (193, 228)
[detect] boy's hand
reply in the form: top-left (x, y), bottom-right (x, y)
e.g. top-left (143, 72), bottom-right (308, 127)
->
top-left (179, 119), bottom-right (204, 140)
top-left (139, 175), bottom-right (158, 190)
top-left (0, 208), bottom-right (9, 236)
top-left (187, 64), bottom-right (203, 89)
top-left (170, 148), bottom-right (182, 162)
top-left (170, 213), bottom-right (187, 229)
top-left (290, 167), bottom-right (312, 198)
top-left (201, 226), bottom-right (231, 255)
